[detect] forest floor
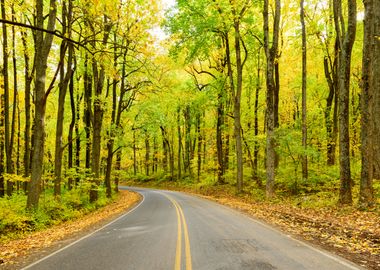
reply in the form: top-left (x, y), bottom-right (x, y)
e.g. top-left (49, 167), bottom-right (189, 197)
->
top-left (125, 181), bottom-right (380, 270)
top-left (0, 190), bottom-right (141, 269)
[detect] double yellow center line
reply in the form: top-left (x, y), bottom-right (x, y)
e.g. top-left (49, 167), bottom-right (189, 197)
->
top-left (163, 193), bottom-right (192, 270)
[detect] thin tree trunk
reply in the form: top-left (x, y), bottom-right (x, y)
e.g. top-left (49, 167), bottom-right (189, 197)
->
top-left (300, 0), bottom-right (308, 180)
top-left (0, 95), bottom-right (4, 197)
top-left (75, 83), bottom-right (81, 186)
top-left (84, 55), bottom-right (92, 171)
top-left (22, 30), bottom-right (32, 183)
top-left (68, 62), bottom-right (76, 190)
top-left (177, 107), bottom-right (182, 180)
top-left (233, 19), bottom-right (244, 193)
top-left (145, 134), bottom-right (150, 176)
top-left (197, 114), bottom-right (202, 182)
top-left (2, 0), bottom-right (12, 195)
top-left (216, 91), bottom-right (225, 184)
top-left (253, 48), bottom-right (261, 185)
top-left (133, 128), bottom-right (138, 175)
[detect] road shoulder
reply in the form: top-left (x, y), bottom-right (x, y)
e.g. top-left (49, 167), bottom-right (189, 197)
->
top-left (0, 190), bottom-right (141, 270)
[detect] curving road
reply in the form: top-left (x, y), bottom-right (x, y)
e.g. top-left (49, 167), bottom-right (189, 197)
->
top-left (23, 187), bottom-right (362, 270)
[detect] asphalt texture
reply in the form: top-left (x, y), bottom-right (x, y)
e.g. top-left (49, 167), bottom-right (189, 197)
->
top-left (23, 187), bottom-right (362, 270)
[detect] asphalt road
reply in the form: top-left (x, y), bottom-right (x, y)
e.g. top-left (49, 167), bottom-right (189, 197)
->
top-left (23, 187), bottom-right (362, 270)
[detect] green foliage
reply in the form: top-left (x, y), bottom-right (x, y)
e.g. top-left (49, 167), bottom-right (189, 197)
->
top-left (0, 188), bottom-right (113, 242)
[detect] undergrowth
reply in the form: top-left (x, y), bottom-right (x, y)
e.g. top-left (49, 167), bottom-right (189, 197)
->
top-left (0, 187), bottom-right (113, 242)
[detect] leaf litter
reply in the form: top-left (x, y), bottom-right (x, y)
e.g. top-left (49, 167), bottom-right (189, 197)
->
top-left (0, 190), bottom-right (140, 269)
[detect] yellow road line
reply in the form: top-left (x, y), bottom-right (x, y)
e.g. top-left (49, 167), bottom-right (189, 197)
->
top-left (173, 200), bottom-right (182, 270)
top-left (163, 193), bottom-right (192, 270)
top-left (177, 202), bottom-right (192, 270)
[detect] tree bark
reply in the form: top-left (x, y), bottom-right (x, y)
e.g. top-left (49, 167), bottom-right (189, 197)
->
top-left (300, 0), bottom-right (308, 180)
top-left (333, 0), bottom-right (356, 205)
top-left (22, 30), bottom-right (32, 182)
top-left (177, 107), bottom-right (182, 180)
top-left (216, 91), bottom-right (225, 184)
top-left (359, 0), bottom-right (376, 207)
top-left (373, 2), bottom-right (380, 179)
top-left (264, 0), bottom-right (281, 198)
top-left (2, 0), bottom-right (12, 195)
top-left (232, 19), bottom-right (244, 193)
top-left (27, 0), bottom-right (57, 209)
top-left (54, 0), bottom-right (73, 197)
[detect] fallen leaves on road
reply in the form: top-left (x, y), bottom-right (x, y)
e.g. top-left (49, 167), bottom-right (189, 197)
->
top-left (0, 190), bottom-right (140, 268)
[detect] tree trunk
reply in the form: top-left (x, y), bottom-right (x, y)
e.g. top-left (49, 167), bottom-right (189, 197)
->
top-left (233, 20), bottom-right (244, 193)
top-left (333, 0), bottom-right (356, 205)
top-left (75, 83), bottom-right (81, 186)
top-left (133, 128), bottom-right (138, 175)
top-left (114, 151), bottom-right (121, 193)
top-left (54, 1), bottom-right (73, 196)
top-left (145, 134), bottom-right (150, 176)
top-left (253, 48), bottom-right (261, 185)
top-left (373, 3), bottom-right (380, 179)
top-left (184, 106), bottom-right (191, 175)
top-left (264, 0), bottom-right (281, 198)
top-left (177, 107), bottom-right (182, 180)
top-left (84, 55), bottom-right (92, 171)
top-left (22, 30), bottom-right (32, 183)
top-left (359, 0), bottom-right (376, 207)
top-left (197, 113), bottom-right (202, 182)
top-left (27, 0), bottom-right (57, 209)
top-left (11, 4), bottom-right (18, 180)
top-left (2, 0), bottom-right (12, 195)
top-left (0, 95), bottom-right (4, 197)
top-left (67, 70), bottom-right (75, 190)
top-left (300, 0), bottom-right (308, 180)
top-left (216, 91), bottom-right (225, 184)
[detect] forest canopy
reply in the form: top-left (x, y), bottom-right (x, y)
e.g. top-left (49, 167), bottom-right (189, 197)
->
top-left (0, 0), bottom-right (378, 213)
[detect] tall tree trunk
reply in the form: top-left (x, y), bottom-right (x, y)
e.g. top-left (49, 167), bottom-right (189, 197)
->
top-left (197, 113), bottom-right (202, 182)
top-left (54, 0), bottom-right (73, 196)
top-left (253, 48), bottom-right (261, 185)
top-left (333, 0), bottom-right (356, 205)
top-left (11, 4), bottom-right (18, 180)
top-left (133, 128), bottom-right (138, 175)
top-left (2, 0), bottom-right (12, 195)
top-left (88, 17), bottom-right (111, 202)
top-left (300, 0), bottom-right (308, 180)
top-left (114, 151), bottom-right (121, 193)
top-left (264, 0), bottom-right (281, 198)
top-left (323, 41), bottom-right (339, 166)
top-left (27, 0), bottom-right (57, 209)
top-left (177, 107), bottom-right (182, 180)
top-left (373, 4), bottom-right (380, 179)
top-left (216, 91), bottom-right (225, 184)
top-left (232, 19), bottom-right (244, 193)
top-left (22, 30), bottom-right (32, 183)
top-left (184, 106), bottom-right (191, 175)
top-left (84, 55), bottom-right (92, 171)
top-left (359, 0), bottom-right (376, 207)
top-left (0, 95), bottom-right (4, 197)
top-left (145, 134), bottom-right (150, 176)
top-left (75, 82), bottom-right (81, 186)
top-left (67, 70), bottom-right (75, 190)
